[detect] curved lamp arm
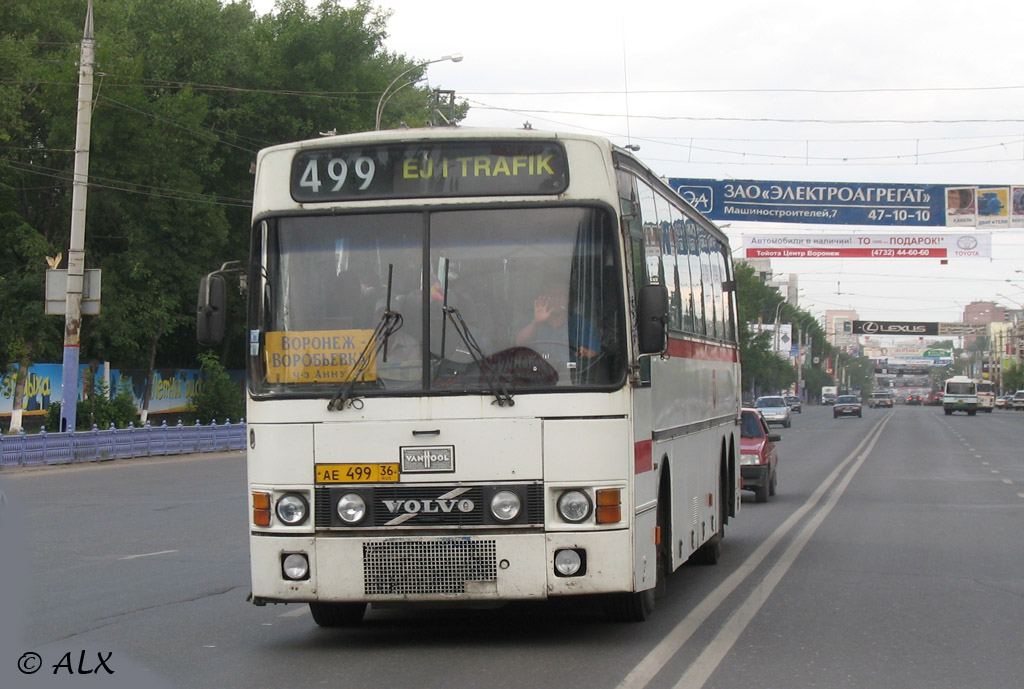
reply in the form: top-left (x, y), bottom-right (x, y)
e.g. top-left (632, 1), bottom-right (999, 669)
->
top-left (375, 54), bottom-right (462, 130)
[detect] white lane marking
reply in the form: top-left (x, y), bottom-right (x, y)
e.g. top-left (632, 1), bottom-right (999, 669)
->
top-left (991, 469), bottom-right (1000, 474)
top-left (119, 549), bottom-right (178, 560)
top-left (673, 415), bottom-right (886, 689)
top-left (616, 412), bottom-right (893, 689)
top-left (1002, 479), bottom-right (1013, 485)
top-left (279, 606), bottom-right (311, 618)
top-left (1017, 493), bottom-right (1024, 499)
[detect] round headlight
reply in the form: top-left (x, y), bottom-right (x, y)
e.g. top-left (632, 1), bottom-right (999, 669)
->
top-left (336, 493), bottom-right (366, 524)
top-left (275, 493), bottom-right (308, 525)
top-left (554, 549), bottom-right (583, 576)
top-left (282, 553), bottom-right (309, 580)
top-left (490, 490), bottom-right (522, 522)
top-left (557, 490), bottom-right (592, 523)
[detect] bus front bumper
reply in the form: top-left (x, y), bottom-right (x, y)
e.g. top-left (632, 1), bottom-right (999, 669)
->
top-left (250, 530), bottom-right (635, 604)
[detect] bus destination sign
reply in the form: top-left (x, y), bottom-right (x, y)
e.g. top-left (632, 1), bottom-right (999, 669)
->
top-left (290, 140), bottom-right (569, 202)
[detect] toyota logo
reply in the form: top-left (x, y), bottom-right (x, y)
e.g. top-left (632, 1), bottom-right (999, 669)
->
top-left (957, 236), bottom-right (978, 250)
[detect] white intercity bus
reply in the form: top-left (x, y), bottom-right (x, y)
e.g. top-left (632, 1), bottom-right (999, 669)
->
top-left (198, 127), bottom-right (741, 625)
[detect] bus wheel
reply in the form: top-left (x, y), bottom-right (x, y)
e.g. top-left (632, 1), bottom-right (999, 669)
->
top-left (309, 602), bottom-right (367, 627)
top-left (602, 587), bottom-right (655, 622)
top-left (691, 471), bottom-right (725, 565)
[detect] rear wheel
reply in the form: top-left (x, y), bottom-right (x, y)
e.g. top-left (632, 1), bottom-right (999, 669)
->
top-left (691, 468), bottom-right (725, 565)
top-left (309, 602), bottom-right (367, 627)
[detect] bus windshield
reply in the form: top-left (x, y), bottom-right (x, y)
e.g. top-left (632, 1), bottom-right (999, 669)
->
top-left (945, 382), bottom-right (975, 395)
top-left (253, 205), bottom-right (626, 397)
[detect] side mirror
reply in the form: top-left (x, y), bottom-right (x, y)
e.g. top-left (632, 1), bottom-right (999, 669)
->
top-left (637, 284), bottom-right (668, 355)
top-left (767, 433), bottom-right (782, 442)
top-left (197, 274), bottom-right (227, 346)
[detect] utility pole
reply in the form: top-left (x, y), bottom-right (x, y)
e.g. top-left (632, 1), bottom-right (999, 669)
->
top-left (59, 0), bottom-right (94, 433)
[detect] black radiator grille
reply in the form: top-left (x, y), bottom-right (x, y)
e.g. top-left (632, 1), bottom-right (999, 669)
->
top-left (315, 483), bottom-right (543, 529)
top-left (363, 538), bottom-right (497, 595)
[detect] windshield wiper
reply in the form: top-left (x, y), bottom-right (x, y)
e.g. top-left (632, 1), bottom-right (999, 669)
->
top-left (442, 304), bottom-right (514, 407)
top-left (437, 259), bottom-right (513, 407)
top-left (327, 265), bottom-right (403, 411)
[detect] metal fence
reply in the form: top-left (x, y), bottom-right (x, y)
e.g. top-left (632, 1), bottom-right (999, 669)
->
top-left (1, 419), bottom-right (246, 468)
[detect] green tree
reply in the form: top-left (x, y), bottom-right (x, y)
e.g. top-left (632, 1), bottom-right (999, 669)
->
top-left (2, 0), bottom-right (456, 391)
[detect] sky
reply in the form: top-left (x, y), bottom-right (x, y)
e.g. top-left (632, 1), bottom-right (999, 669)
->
top-left (250, 0), bottom-right (1024, 326)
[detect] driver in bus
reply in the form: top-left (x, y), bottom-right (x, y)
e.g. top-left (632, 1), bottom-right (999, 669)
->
top-left (515, 282), bottom-right (599, 377)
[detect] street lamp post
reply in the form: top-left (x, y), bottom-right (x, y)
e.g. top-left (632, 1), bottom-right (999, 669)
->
top-left (772, 299), bottom-right (785, 356)
top-left (375, 54), bottom-right (462, 130)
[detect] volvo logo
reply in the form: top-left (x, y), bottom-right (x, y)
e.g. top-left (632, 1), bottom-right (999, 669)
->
top-left (381, 487), bottom-right (474, 526)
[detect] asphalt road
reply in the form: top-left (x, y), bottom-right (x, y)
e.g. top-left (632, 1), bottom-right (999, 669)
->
top-left (2, 404), bottom-right (1023, 689)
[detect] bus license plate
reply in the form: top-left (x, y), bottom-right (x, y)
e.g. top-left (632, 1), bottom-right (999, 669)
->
top-left (315, 463), bottom-right (399, 483)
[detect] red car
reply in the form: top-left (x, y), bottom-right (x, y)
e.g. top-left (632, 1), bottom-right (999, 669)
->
top-left (740, 408), bottom-right (780, 503)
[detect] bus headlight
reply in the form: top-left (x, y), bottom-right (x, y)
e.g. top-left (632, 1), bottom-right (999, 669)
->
top-left (282, 553), bottom-right (309, 580)
top-left (337, 493), bottom-right (367, 524)
top-left (490, 490), bottom-right (522, 522)
top-left (554, 549), bottom-right (586, 577)
top-left (275, 493), bottom-right (308, 525)
top-left (557, 490), bottom-right (592, 523)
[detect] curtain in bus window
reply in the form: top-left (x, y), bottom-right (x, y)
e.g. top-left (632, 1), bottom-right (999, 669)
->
top-left (672, 213), bottom-right (696, 334)
top-left (668, 205), bottom-right (691, 332)
top-left (715, 240), bottom-right (736, 342)
top-left (570, 209), bottom-right (620, 384)
top-left (636, 179), bottom-right (660, 284)
top-left (653, 190), bottom-right (680, 331)
top-left (699, 231), bottom-right (720, 339)
top-left (685, 221), bottom-right (705, 336)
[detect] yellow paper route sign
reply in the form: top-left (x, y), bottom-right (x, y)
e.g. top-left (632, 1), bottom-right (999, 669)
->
top-left (263, 330), bottom-right (376, 383)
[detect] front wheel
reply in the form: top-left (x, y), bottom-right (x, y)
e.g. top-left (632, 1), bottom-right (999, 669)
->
top-left (309, 602), bottom-right (367, 627)
top-left (602, 587), bottom-right (655, 622)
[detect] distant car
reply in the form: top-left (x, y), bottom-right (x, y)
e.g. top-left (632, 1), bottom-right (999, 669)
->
top-left (906, 393), bottom-right (923, 406)
top-left (868, 391), bottom-right (893, 409)
top-left (1012, 390), bottom-right (1024, 411)
top-left (996, 394), bottom-right (1013, 409)
top-left (755, 395), bottom-right (792, 428)
top-left (784, 395), bottom-right (802, 413)
top-left (926, 391), bottom-right (944, 406)
top-left (740, 408), bottom-right (780, 503)
top-left (833, 394), bottom-right (862, 418)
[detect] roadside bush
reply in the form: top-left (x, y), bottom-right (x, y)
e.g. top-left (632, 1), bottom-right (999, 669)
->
top-left (44, 379), bottom-right (138, 430)
top-left (188, 351), bottom-right (245, 424)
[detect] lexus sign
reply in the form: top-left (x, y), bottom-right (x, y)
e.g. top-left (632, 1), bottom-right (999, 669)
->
top-left (852, 321), bottom-right (938, 335)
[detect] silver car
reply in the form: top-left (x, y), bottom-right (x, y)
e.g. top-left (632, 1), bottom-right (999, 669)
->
top-left (754, 395), bottom-right (792, 428)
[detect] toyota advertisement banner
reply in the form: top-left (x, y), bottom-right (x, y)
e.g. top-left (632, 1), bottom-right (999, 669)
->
top-left (743, 232), bottom-right (991, 259)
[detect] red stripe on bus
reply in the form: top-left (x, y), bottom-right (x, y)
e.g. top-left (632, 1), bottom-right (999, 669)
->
top-left (665, 338), bottom-right (739, 362)
top-left (635, 440), bottom-right (653, 474)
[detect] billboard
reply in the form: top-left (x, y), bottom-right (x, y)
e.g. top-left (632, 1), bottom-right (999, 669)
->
top-left (743, 232), bottom-right (990, 259)
top-left (671, 178), bottom-right (1024, 228)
